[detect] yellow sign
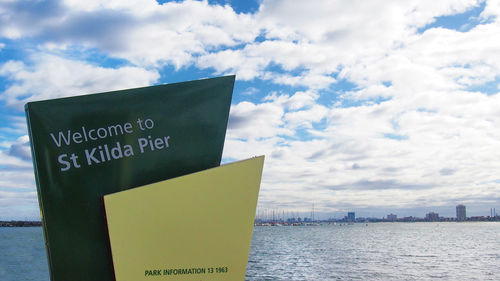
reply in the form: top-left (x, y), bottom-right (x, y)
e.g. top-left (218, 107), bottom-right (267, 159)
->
top-left (104, 156), bottom-right (264, 281)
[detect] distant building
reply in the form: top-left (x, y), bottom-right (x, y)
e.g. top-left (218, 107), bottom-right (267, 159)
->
top-left (347, 212), bottom-right (355, 222)
top-left (401, 216), bottom-right (416, 222)
top-left (456, 204), bottom-right (466, 221)
top-left (387, 213), bottom-right (397, 221)
top-left (425, 212), bottom-right (439, 221)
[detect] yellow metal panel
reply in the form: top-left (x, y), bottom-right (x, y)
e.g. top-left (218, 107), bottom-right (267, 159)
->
top-left (104, 156), bottom-right (264, 281)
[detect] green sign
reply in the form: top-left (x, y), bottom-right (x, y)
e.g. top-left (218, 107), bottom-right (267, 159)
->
top-left (25, 76), bottom-right (235, 281)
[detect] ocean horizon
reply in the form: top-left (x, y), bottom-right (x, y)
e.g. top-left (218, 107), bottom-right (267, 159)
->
top-left (1, 222), bottom-right (499, 280)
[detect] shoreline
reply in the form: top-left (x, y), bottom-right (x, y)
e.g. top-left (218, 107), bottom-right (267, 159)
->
top-left (0, 221), bottom-right (42, 227)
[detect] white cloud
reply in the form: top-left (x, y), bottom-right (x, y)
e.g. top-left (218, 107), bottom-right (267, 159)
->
top-left (0, 134), bottom-right (33, 169)
top-left (194, 0), bottom-right (486, 89)
top-left (481, 0), bottom-right (500, 21)
top-left (2, 0), bottom-right (500, 216)
top-left (264, 90), bottom-right (319, 110)
top-left (0, 0), bottom-right (490, 91)
top-left (284, 105), bottom-right (328, 129)
top-left (227, 100), bottom-right (291, 140)
top-left (227, 90), bottom-right (329, 142)
top-left (0, 54), bottom-right (159, 109)
top-left (0, 168), bottom-right (35, 189)
top-left (61, 0), bottom-right (158, 13)
top-left (0, 135), bottom-right (34, 192)
top-left (196, 49), bottom-right (269, 80)
top-left (0, 116), bottom-right (27, 138)
top-left (0, 191), bottom-right (39, 220)
top-left (0, 0), bottom-right (257, 68)
top-left (0, 150), bottom-right (32, 169)
top-left (224, 82), bottom-right (500, 215)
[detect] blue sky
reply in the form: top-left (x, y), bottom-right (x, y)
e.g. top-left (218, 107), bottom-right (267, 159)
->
top-left (1, 0), bottom-right (500, 220)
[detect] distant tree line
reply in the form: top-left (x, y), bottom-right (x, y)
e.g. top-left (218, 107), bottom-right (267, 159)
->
top-left (0, 221), bottom-right (42, 227)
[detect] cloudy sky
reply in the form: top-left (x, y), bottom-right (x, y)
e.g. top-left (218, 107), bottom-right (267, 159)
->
top-left (1, 0), bottom-right (499, 220)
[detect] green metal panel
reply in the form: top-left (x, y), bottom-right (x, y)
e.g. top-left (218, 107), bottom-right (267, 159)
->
top-left (25, 76), bottom-right (235, 281)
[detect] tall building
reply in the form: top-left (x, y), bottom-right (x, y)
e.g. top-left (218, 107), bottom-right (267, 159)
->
top-left (456, 204), bottom-right (466, 221)
top-left (387, 213), bottom-right (397, 221)
top-left (426, 212), bottom-right (439, 221)
top-left (347, 212), bottom-right (355, 222)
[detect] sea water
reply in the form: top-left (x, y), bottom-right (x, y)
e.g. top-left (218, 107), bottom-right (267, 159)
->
top-left (0, 227), bottom-right (49, 281)
top-left (246, 222), bottom-right (500, 280)
top-left (1, 222), bottom-right (499, 280)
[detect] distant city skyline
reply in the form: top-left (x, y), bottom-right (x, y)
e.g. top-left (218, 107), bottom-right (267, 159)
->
top-left (256, 203), bottom-right (498, 222)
